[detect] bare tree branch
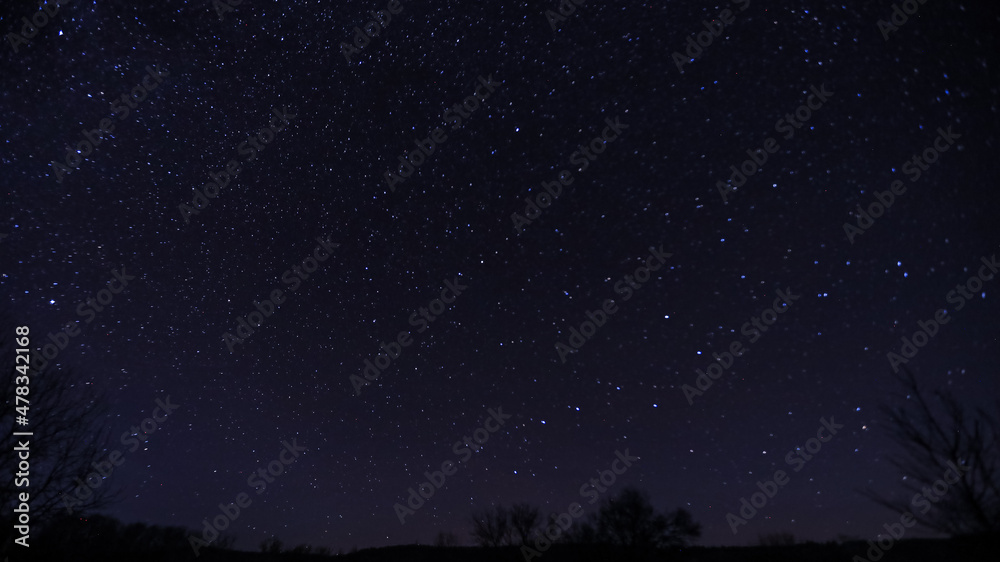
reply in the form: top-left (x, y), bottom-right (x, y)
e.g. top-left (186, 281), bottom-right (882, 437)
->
top-left (510, 502), bottom-right (540, 546)
top-left (469, 504), bottom-right (513, 547)
top-left (0, 320), bottom-right (122, 554)
top-left (859, 366), bottom-right (1000, 537)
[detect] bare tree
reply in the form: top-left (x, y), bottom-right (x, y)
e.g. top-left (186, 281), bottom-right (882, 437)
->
top-left (260, 536), bottom-right (284, 553)
top-left (862, 366), bottom-right (1000, 536)
top-left (0, 320), bottom-right (122, 554)
top-left (591, 487), bottom-right (701, 549)
top-left (510, 502), bottom-right (541, 546)
top-left (565, 518), bottom-right (598, 544)
top-left (661, 507), bottom-right (702, 548)
top-left (469, 504), bottom-right (512, 547)
top-left (535, 510), bottom-right (574, 545)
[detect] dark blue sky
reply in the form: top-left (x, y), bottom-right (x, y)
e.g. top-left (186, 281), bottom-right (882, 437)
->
top-left (3, 0), bottom-right (998, 553)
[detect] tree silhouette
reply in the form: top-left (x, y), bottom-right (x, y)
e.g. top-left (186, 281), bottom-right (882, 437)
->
top-left (565, 516), bottom-right (598, 545)
top-left (661, 506), bottom-right (702, 548)
top-left (260, 536), bottom-right (284, 553)
top-left (469, 504), bottom-right (513, 547)
top-left (0, 320), bottom-right (122, 554)
top-left (536, 510), bottom-right (575, 546)
top-left (472, 489), bottom-right (700, 555)
top-left (585, 487), bottom-right (701, 550)
top-left (862, 366), bottom-right (1000, 537)
top-left (433, 529), bottom-right (459, 546)
top-left (32, 513), bottom-right (220, 557)
top-left (510, 502), bottom-right (541, 546)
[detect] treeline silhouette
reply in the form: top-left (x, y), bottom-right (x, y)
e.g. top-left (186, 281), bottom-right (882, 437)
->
top-left (13, 512), bottom-right (337, 561)
top-left (5, 495), bottom-right (999, 562)
top-left (466, 486), bottom-right (701, 558)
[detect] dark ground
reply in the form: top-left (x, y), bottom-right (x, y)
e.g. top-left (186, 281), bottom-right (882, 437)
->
top-left (18, 536), bottom-right (1000, 562)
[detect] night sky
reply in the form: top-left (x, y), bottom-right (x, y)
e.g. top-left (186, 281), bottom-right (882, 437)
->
top-left (2, 0), bottom-right (999, 554)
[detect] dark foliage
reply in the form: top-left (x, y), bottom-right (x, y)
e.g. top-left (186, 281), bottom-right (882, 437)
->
top-left (569, 487), bottom-right (701, 551)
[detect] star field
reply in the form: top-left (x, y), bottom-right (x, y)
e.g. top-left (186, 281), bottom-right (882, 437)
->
top-left (2, 0), bottom-right (999, 553)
